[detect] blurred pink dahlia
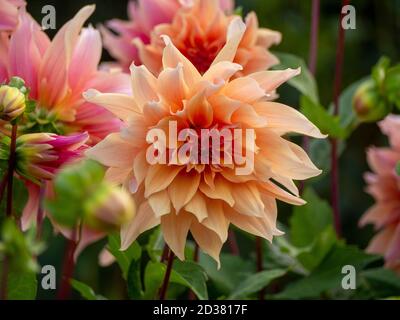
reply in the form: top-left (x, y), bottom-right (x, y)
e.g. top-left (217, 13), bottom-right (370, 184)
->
top-left (361, 114), bottom-right (400, 273)
top-left (134, 0), bottom-right (281, 77)
top-left (0, 0), bottom-right (25, 32)
top-left (0, 5), bottom-right (130, 144)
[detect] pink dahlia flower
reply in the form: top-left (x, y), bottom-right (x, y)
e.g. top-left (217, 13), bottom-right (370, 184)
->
top-left (134, 0), bottom-right (281, 76)
top-left (0, 0), bottom-right (25, 32)
top-left (101, 0), bottom-right (235, 71)
top-left (0, 5), bottom-right (130, 144)
top-left (360, 114), bottom-right (400, 273)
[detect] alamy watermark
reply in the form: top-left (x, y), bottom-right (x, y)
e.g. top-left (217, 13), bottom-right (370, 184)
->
top-left (145, 121), bottom-right (255, 176)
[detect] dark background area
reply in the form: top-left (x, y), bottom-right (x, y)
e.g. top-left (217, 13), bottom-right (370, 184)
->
top-left (23, 0), bottom-right (400, 298)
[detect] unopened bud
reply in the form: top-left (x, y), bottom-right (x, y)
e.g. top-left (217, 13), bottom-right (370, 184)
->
top-left (353, 79), bottom-right (391, 123)
top-left (0, 85), bottom-right (26, 121)
top-left (83, 185), bottom-right (135, 232)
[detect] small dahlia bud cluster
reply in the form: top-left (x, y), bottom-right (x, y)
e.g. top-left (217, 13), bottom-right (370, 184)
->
top-left (353, 79), bottom-right (390, 123)
top-left (83, 184), bottom-right (135, 232)
top-left (0, 132), bottom-right (88, 183)
top-left (0, 84), bottom-right (26, 121)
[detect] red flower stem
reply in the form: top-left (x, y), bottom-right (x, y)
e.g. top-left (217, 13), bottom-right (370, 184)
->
top-left (256, 237), bottom-right (265, 300)
top-left (160, 244), bottom-right (169, 262)
top-left (159, 248), bottom-right (174, 300)
top-left (228, 229), bottom-right (240, 256)
top-left (0, 170), bottom-right (9, 206)
top-left (331, 0), bottom-right (349, 237)
top-left (302, 0), bottom-right (320, 152)
top-left (57, 225), bottom-right (80, 300)
top-left (6, 124), bottom-right (18, 218)
top-left (189, 244), bottom-right (200, 300)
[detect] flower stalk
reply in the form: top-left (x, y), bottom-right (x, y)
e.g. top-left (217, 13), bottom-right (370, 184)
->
top-left (6, 124), bottom-right (18, 218)
top-left (159, 248), bottom-right (174, 300)
top-left (331, 0), bottom-right (350, 236)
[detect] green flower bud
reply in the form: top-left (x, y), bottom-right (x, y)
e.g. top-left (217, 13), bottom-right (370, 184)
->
top-left (83, 184), bottom-right (135, 232)
top-left (0, 85), bottom-right (26, 121)
top-left (353, 79), bottom-right (391, 123)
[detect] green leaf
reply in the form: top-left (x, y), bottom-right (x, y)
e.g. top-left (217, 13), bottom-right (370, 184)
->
top-left (228, 269), bottom-right (286, 299)
top-left (146, 227), bottom-right (165, 262)
top-left (290, 188), bottom-right (333, 248)
top-left (143, 260), bottom-right (208, 300)
top-left (396, 162), bottom-right (400, 176)
top-left (359, 268), bottom-right (400, 298)
top-left (172, 260), bottom-right (208, 300)
top-left (273, 52), bottom-right (319, 103)
top-left (275, 245), bottom-right (379, 299)
top-left (107, 233), bottom-right (142, 279)
top-left (7, 269), bottom-right (37, 300)
top-left (127, 259), bottom-right (143, 299)
top-left (300, 95), bottom-right (346, 139)
top-left (71, 279), bottom-right (106, 300)
top-left (296, 226), bottom-right (337, 271)
top-left (199, 253), bottom-right (253, 295)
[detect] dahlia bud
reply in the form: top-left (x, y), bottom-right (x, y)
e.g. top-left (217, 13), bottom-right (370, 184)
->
top-left (353, 79), bottom-right (391, 123)
top-left (0, 85), bottom-right (26, 121)
top-left (2, 132), bottom-right (89, 183)
top-left (83, 184), bottom-right (135, 232)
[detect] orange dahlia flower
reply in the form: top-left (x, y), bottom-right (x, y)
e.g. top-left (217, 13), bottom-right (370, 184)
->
top-left (85, 28), bottom-right (324, 265)
top-left (134, 0), bottom-right (281, 76)
top-left (360, 114), bottom-right (400, 273)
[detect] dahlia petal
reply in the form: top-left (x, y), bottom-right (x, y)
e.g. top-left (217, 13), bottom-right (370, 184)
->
top-left (212, 17), bottom-right (246, 66)
top-left (21, 181), bottom-right (40, 231)
top-left (224, 77), bottom-right (266, 103)
top-left (161, 35), bottom-right (202, 87)
top-left (202, 200), bottom-right (229, 242)
top-left (105, 167), bottom-right (132, 186)
top-left (186, 90), bottom-right (214, 127)
top-left (225, 206), bottom-right (275, 241)
top-left (254, 101), bottom-right (326, 138)
top-left (83, 89), bottom-right (140, 121)
top-left (99, 248), bottom-right (115, 267)
top-left (133, 150), bottom-right (149, 189)
top-left (39, 5), bottom-right (95, 107)
top-left (184, 192), bottom-right (208, 222)
top-left (260, 180), bottom-right (306, 206)
top-left (367, 226), bottom-right (395, 256)
top-left (249, 68), bottom-right (301, 93)
top-left (121, 201), bottom-right (159, 250)
top-left (130, 64), bottom-right (158, 109)
top-left (379, 114), bottom-right (400, 150)
top-left (157, 63), bottom-right (188, 113)
top-left (199, 176), bottom-right (235, 207)
top-left (367, 147), bottom-right (400, 175)
top-left (190, 220), bottom-right (223, 268)
top-left (144, 164), bottom-right (184, 198)
top-left (257, 28), bottom-right (282, 48)
top-left (232, 182), bottom-right (265, 217)
top-left (203, 61), bottom-right (243, 83)
top-left (69, 26), bottom-right (102, 92)
top-left (161, 211), bottom-right (192, 260)
top-left (148, 190), bottom-right (171, 217)
top-left (9, 12), bottom-right (49, 99)
top-left (86, 133), bottom-right (136, 167)
top-left (168, 171), bottom-right (201, 213)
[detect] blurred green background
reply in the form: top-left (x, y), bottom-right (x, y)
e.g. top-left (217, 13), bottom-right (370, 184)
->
top-left (24, 0), bottom-right (400, 299)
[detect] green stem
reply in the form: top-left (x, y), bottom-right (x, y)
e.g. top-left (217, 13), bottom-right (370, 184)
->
top-left (6, 124), bottom-right (18, 218)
